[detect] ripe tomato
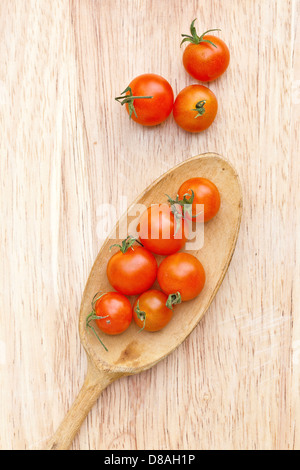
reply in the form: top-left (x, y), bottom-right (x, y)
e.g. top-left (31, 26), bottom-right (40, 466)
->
top-left (173, 85), bottom-right (218, 133)
top-left (157, 252), bottom-right (205, 301)
top-left (181, 20), bottom-right (230, 82)
top-left (138, 203), bottom-right (189, 256)
top-left (115, 73), bottom-right (174, 126)
top-left (107, 236), bottom-right (157, 296)
top-left (133, 289), bottom-right (180, 332)
top-left (86, 292), bottom-right (133, 349)
top-left (177, 177), bottom-right (221, 222)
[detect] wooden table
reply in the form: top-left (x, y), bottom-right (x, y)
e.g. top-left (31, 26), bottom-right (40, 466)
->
top-left (0, 0), bottom-right (299, 450)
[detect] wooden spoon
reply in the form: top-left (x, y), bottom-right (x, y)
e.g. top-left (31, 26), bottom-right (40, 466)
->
top-left (46, 152), bottom-right (242, 450)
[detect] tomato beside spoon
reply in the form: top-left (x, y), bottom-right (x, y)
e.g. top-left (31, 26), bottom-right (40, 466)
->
top-left (173, 84), bottom-right (218, 133)
top-left (115, 73), bottom-right (174, 126)
top-left (181, 19), bottom-right (230, 82)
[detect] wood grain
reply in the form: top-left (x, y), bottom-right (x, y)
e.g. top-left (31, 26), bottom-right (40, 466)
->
top-left (0, 0), bottom-right (299, 450)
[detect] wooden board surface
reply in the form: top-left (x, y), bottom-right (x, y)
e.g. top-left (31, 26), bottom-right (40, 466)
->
top-left (0, 0), bottom-right (299, 450)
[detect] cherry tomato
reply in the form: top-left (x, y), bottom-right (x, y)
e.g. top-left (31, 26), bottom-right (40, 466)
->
top-left (133, 289), bottom-right (180, 332)
top-left (86, 292), bottom-right (133, 349)
top-left (115, 73), bottom-right (174, 126)
top-left (173, 85), bottom-right (218, 133)
top-left (107, 236), bottom-right (157, 296)
top-left (157, 252), bottom-right (205, 301)
top-left (138, 203), bottom-right (188, 256)
top-left (177, 177), bottom-right (221, 222)
top-left (181, 20), bottom-right (230, 82)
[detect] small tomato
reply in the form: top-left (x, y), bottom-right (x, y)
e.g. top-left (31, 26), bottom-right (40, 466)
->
top-left (173, 85), bottom-right (218, 133)
top-left (107, 236), bottom-right (157, 296)
top-left (157, 252), bottom-right (206, 301)
top-left (181, 19), bottom-right (230, 82)
top-left (115, 73), bottom-right (174, 126)
top-left (133, 289), bottom-right (180, 332)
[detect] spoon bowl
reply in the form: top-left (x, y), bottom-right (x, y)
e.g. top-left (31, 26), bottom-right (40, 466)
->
top-left (46, 152), bottom-right (242, 450)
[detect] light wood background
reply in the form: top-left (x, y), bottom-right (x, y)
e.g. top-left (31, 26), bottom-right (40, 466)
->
top-left (0, 0), bottom-right (299, 450)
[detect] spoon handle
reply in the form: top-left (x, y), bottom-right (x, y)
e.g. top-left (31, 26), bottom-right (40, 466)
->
top-left (46, 358), bottom-right (118, 450)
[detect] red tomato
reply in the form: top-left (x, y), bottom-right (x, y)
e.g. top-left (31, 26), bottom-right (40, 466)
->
top-left (177, 177), bottom-right (221, 222)
top-left (138, 203), bottom-right (188, 255)
top-left (157, 253), bottom-right (205, 301)
top-left (86, 292), bottom-right (133, 349)
top-left (173, 85), bottom-right (218, 133)
top-left (107, 236), bottom-right (157, 296)
top-left (115, 73), bottom-right (174, 126)
top-left (133, 289), bottom-right (179, 332)
top-left (181, 20), bottom-right (230, 82)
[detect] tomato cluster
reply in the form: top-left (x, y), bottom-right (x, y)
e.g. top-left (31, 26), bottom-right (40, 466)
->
top-left (86, 178), bottom-right (221, 349)
top-left (86, 19), bottom-right (226, 348)
top-left (115, 19), bottom-right (230, 133)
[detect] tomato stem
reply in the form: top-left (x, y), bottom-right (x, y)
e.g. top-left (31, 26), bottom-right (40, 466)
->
top-left (115, 86), bottom-right (153, 119)
top-left (91, 292), bottom-right (106, 310)
top-left (192, 100), bottom-right (206, 118)
top-left (180, 19), bottom-right (221, 47)
top-left (165, 194), bottom-right (185, 235)
top-left (85, 293), bottom-right (109, 351)
top-left (166, 190), bottom-right (200, 220)
top-left (166, 292), bottom-right (182, 310)
top-left (86, 313), bottom-right (109, 352)
top-left (110, 235), bottom-right (143, 253)
top-left (135, 301), bottom-right (146, 332)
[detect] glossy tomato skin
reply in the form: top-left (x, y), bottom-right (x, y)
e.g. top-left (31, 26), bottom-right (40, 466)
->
top-left (173, 85), bottom-right (218, 133)
top-left (138, 203), bottom-right (189, 256)
top-left (107, 246), bottom-right (157, 296)
top-left (94, 292), bottom-right (132, 335)
top-left (178, 177), bottom-right (221, 222)
top-left (157, 253), bottom-right (205, 301)
top-left (133, 289), bottom-right (173, 332)
top-left (183, 35), bottom-right (230, 82)
top-left (126, 74), bottom-right (174, 126)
